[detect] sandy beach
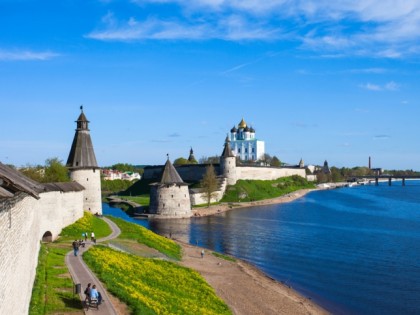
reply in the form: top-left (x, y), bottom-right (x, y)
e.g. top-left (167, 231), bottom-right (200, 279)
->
top-left (180, 241), bottom-right (329, 315)
top-left (192, 188), bottom-right (318, 217)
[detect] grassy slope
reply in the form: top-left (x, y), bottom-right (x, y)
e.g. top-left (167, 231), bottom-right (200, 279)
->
top-left (107, 216), bottom-right (181, 260)
top-left (29, 212), bottom-right (112, 314)
top-left (221, 175), bottom-right (315, 203)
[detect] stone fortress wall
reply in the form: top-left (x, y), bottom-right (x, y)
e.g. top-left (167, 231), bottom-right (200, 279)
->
top-left (144, 163), bottom-right (307, 206)
top-left (0, 190), bottom-right (84, 315)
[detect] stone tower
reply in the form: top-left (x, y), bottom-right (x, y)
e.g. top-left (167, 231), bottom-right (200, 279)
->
top-left (149, 157), bottom-right (192, 218)
top-left (66, 106), bottom-right (102, 214)
top-left (220, 136), bottom-right (237, 185)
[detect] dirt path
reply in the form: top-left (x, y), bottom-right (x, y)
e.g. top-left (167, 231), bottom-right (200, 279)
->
top-left (180, 242), bottom-right (329, 315)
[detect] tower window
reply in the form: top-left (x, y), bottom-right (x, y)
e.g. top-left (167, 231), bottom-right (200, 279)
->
top-left (172, 195), bottom-right (174, 198)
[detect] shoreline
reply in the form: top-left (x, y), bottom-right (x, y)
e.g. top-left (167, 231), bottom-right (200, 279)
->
top-left (178, 239), bottom-right (329, 315)
top-left (192, 188), bottom-right (319, 217)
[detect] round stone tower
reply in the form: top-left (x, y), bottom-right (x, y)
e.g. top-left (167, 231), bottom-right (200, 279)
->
top-left (149, 157), bottom-right (192, 218)
top-left (66, 106), bottom-right (102, 214)
top-left (220, 136), bottom-right (237, 185)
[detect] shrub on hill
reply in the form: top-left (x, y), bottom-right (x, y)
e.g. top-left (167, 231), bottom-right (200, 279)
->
top-left (221, 175), bottom-right (315, 202)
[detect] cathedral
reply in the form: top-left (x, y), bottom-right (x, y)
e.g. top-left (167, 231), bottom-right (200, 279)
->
top-left (229, 118), bottom-right (265, 161)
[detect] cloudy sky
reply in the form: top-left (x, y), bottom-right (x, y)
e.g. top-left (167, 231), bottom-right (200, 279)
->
top-left (1, 0), bottom-right (419, 169)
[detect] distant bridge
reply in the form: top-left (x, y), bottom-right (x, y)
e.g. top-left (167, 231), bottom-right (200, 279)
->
top-left (350, 175), bottom-right (420, 186)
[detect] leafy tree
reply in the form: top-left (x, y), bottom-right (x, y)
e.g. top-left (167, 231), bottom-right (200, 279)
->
top-left (199, 156), bottom-right (220, 164)
top-left (20, 164), bottom-right (44, 182)
top-left (19, 158), bottom-right (70, 183)
top-left (44, 158), bottom-right (70, 182)
top-left (271, 156), bottom-right (281, 167)
top-left (173, 157), bottom-right (189, 165)
top-left (200, 164), bottom-right (218, 207)
top-left (111, 163), bottom-right (144, 175)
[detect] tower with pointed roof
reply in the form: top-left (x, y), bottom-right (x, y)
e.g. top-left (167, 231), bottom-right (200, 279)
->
top-left (149, 156), bottom-right (192, 218)
top-left (66, 106), bottom-right (102, 214)
top-left (220, 136), bottom-right (237, 185)
top-left (229, 118), bottom-right (265, 161)
top-left (188, 147), bottom-right (197, 164)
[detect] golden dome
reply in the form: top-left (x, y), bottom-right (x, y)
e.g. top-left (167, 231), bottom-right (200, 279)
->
top-left (238, 118), bottom-right (247, 129)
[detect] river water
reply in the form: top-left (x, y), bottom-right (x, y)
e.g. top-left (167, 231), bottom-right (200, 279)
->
top-left (103, 181), bottom-right (420, 314)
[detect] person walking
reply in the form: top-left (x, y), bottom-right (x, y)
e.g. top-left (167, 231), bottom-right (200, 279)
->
top-left (72, 240), bottom-right (80, 256)
top-left (91, 231), bottom-right (95, 242)
top-left (201, 249), bottom-right (205, 259)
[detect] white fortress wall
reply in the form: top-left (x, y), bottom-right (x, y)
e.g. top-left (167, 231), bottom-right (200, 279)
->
top-left (236, 166), bottom-right (306, 181)
top-left (0, 193), bottom-right (41, 315)
top-left (190, 177), bottom-right (227, 206)
top-left (0, 190), bottom-right (84, 315)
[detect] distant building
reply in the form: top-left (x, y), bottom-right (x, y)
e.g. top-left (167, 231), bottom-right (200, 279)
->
top-left (102, 169), bottom-right (141, 181)
top-left (229, 118), bottom-right (265, 161)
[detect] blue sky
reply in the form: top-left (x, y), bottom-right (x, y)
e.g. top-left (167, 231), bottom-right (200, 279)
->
top-left (1, 0), bottom-right (419, 170)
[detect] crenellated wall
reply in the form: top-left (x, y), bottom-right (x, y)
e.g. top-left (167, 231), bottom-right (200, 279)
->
top-left (0, 190), bottom-right (84, 315)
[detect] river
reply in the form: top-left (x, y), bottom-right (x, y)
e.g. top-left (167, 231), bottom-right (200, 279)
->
top-left (103, 180), bottom-right (420, 314)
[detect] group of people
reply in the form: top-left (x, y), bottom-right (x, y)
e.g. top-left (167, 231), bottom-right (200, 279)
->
top-left (84, 283), bottom-right (102, 306)
top-left (72, 231), bottom-right (96, 256)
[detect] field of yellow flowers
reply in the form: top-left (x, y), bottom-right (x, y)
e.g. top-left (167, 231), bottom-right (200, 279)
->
top-left (84, 246), bottom-right (231, 315)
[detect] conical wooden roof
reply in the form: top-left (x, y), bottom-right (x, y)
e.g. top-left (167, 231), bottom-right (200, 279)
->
top-left (221, 136), bottom-right (235, 158)
top-left (160, 159), bottom-right (185, 184)
top-left (66, 108), bottom-right (98, 169)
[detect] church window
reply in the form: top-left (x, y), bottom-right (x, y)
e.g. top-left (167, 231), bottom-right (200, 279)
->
top-left (163, 203), bottom-right (165, 208)
top-left (238, 148), bottom-right (241, 153)
top-left (171, 195), bottom-right (174, 198)
top-left (245, 148), bottom-right (248, 153)
top-left (178, 203), bottom-right (180, 207)
top-left (252, 148), bottom-right (255, 153)
top-left (87, 178), bottom-right (89, 181)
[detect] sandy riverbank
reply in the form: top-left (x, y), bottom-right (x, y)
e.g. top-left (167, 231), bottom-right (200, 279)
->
top-left (179, 241), bottom-right (329, 315)
top-left (192, 188), bottom-right (318, 217)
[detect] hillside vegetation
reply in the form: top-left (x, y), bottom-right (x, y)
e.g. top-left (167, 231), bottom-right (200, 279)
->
top-left (29, 212), bottom-right (112, 314)
top-left (84, 246), bottom-right (231, 315)
top-left (221, 175), bottom-right (315, 202)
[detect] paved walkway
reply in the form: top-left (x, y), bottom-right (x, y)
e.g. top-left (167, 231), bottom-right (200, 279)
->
top-left (65, 217), bottom-right (121, 314)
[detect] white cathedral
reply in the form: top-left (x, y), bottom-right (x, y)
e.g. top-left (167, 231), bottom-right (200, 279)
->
top-left (229, 118), bottom-right (265, 161)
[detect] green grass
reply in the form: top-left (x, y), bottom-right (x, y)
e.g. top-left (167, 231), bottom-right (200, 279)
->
top-left (29, 243), bottom-right (82, 314)
top-left (60, 211), bottom-right (112, 241)
top-left (107, 216), bottom-right (181, 260)
top-left (84, 246), bottom-right (231, 315)
top-left (212, 252), bottom-right (236, 262)
top-left (221, 175), bottom-right (315, 203)
top-left (119, 194), bottom-right (150, 206)
top-left (29, 211), bottom-right (113, 314)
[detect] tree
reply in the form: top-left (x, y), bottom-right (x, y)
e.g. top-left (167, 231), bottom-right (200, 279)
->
top-left (19, 157), bottom-right (70, 183)
top-left (173, 157), bottom-right (189, 165)
top-left (271, 156), bottom-right (281, 167)
top-left (199, 156), bottom-right (220, 164)
top-left (200, 164), bottom-right (218, 207)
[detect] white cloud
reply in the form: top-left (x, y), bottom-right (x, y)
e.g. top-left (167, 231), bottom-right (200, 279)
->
top-left (360, 83), bottom-right (382, 91)
top-left (359, 81), bottom-right (400, 91)
top-left (0, 49), bottom-right (59, 61)
top-left (91, 1), bottom-right (420, 57)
